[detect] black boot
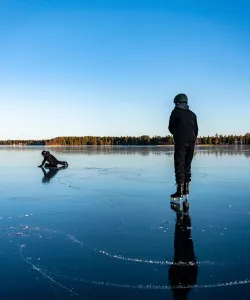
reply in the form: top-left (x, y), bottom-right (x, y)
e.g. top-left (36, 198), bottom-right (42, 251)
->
top-left (183, 182), bottom-right (190, 196)
top-left (170, 183), bottom-right (184, 200)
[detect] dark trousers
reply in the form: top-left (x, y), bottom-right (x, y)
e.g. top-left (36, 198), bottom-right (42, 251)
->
top-left (45, 161), bottom-right (64, 168)
top-left (45, 163), bottom-right (57, 167)
top-left (174, 142), bottom-right (195, 183)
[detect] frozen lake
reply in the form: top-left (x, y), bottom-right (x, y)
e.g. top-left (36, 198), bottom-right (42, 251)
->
top-left (0, 146), bottom-right (250, 300)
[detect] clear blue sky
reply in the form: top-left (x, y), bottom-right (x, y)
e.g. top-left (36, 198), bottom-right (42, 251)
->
top-left (0, 0), bottom-right (249, 139)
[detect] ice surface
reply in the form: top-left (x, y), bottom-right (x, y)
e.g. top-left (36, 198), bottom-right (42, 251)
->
top-left (0, 145), bottom-right (250, 300)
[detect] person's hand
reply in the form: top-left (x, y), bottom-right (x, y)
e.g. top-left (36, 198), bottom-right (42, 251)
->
top-left (38, 165), bottom-right (43, 168)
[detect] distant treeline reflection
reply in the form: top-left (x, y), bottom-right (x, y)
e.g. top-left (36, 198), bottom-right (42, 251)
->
top-left (0, 134), bottom-right (250, 146)
top-left (1, 145), bottom-right (250, 158)
top-left (46, 147), bottom-right (250, 157)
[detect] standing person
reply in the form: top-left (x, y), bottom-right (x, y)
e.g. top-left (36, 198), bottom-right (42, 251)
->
top-left (168, 94), bottom-right (198, 199)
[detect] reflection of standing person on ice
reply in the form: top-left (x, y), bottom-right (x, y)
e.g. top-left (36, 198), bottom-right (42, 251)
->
top-left (169, 94), bottom-right (198, 200)
top-left (168, 201), bottom-right (198, 300)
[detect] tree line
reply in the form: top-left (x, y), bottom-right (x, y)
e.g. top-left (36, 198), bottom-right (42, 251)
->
top-left (1, 134), bottom-right (250, 145)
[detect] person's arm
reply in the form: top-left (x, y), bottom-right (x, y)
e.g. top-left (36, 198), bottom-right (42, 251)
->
top-left (194, 115), bottom-right (198, 137)
top-left (41, 167), bottom-right (47, 176)
top-left (38, 157), bottom-right (46, 168)
top-left (168, 111), bottom-right (176, 135)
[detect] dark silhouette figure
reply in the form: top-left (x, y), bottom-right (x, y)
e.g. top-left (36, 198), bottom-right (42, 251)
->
top-left (169, 93), bottom-right (198, 199)
top-left (168, 201), bottom-right (198, 300)
top-left (38, 150), bottom-right (68, 168)
top-left (40, 166), bottom-right (67, 183)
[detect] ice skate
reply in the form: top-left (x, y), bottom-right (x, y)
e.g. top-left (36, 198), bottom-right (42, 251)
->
top-left (62, 161), bottom-right (68, 167)
top-left (170, 201), bottom-right (182, 213)
top-left (170, 183), bottom-right (184, 201)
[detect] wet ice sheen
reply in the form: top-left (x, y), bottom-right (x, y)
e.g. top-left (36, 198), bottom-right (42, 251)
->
top-left (0, 145), bottom-right (250, 300)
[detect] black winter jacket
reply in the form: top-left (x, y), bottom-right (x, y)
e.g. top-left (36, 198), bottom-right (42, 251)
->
top-left (41, 152), bottom-right (58, 166)
top-left (168, 105), bottom-right (198, 143)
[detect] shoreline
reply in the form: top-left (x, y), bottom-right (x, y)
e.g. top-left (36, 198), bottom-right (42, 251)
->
top-left (0, 144), bottom-right (247, 148)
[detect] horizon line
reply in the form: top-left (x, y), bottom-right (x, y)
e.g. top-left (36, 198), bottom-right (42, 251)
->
top-left (0, 133), bottom-right (250, 141)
